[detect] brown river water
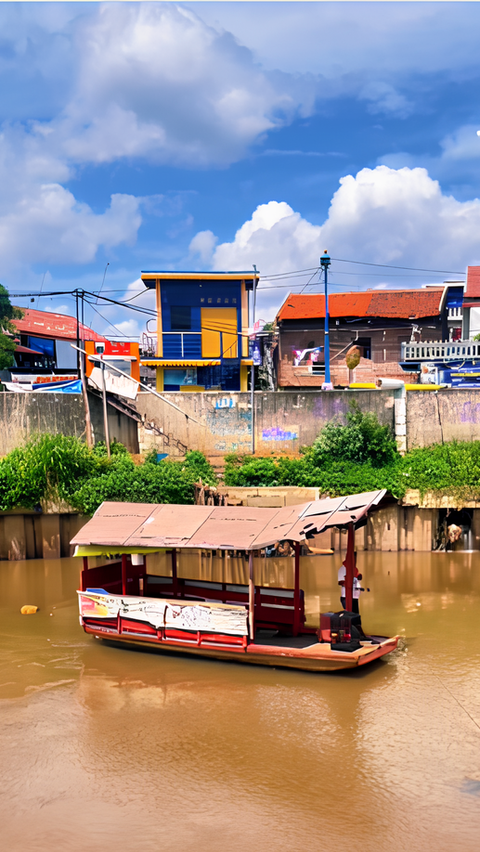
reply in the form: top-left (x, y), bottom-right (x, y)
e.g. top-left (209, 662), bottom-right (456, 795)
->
top-left (1, 551), bottom-right (480, 852)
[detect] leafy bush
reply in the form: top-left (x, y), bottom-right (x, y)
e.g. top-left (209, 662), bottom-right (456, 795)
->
top-left (0, 434), bottom-right (216, 514)
top-left (308, 404), bottom-right (399, 468)
top-left (0, 433), bottom-right (98, 510)
top-left (69, 460), bottom-right (202, 514)
top-left (182, 450), bottom-right (216, 484)
top-left (399, 440), bottom-right (480, 499)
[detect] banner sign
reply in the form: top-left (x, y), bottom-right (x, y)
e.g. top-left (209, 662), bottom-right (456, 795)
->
top-left (89, 366), bottom-right (139, 400)
top-left (78, 591), bottom-right (248, 636)
top-left (250, 337), bottom-right (263, 366)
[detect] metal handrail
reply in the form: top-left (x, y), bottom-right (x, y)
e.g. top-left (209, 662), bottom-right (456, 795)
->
top-left (401, 340), bottom-right (480, 361)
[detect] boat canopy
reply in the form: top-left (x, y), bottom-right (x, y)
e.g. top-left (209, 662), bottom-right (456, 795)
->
top-left (71, 490), bottom-right (386, 555)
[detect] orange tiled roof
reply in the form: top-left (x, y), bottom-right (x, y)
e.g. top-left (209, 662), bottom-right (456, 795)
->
top-left (13, 308), bottom-right (107, 342)
top-left (465, 267), bottom-right (480, 299)
top-left (276, 288), bottom-right (444, 322)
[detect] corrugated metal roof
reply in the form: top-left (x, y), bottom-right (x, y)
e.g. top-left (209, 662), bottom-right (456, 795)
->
top-left (276, 289), bottom-right (444, 322)
top-left (71, 491), bottom-right (386, 552)
top-left (13, 308), bottom-right (107, 343)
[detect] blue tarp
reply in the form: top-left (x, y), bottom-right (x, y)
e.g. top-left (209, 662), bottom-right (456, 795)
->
top-left (33, 379), bottom-right (82, 393)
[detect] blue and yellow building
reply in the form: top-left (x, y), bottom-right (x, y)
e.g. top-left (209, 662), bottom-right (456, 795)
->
top-left (140, 271), bottom-right (258, 392)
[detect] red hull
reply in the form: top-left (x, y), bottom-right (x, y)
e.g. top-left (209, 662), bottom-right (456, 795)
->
top-left (81, 617), bottom-right (399, 672)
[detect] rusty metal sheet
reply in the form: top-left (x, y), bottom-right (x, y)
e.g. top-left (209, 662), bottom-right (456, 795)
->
top-left (71, 502), bottom-right (155, 547)
top-left (125, 504), bottom-right (214, 548)
top-left (297, 491), bottom-right (386, 533)
top-left (71, 491), bottom-right (386, 551)
top-left (188, 506), bottom-right (275, 550)
top-left (250, 504), bottom-right (309, 549)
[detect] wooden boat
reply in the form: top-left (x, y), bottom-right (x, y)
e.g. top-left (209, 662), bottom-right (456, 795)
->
top-left (72, 490), bottom-right (399, 672)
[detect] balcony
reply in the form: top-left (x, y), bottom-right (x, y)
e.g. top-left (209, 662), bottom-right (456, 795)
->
top-left (401, 340), bottom-right (480, 361)
top-left (162, 332), bottom-right (202, 359)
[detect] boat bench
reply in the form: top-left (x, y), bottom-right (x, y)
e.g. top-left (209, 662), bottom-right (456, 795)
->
top-left (144, 576), bottom-right (305, 632)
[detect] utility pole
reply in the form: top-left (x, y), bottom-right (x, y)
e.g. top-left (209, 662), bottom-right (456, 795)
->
top-left (100, 359), bottom-right (111, 459)
top-left (251, 264), bottom-right (258, 453)
top-left (321, 251), bottom-right (333, 390)
top-left (75, 289), bottom-right (80, 377)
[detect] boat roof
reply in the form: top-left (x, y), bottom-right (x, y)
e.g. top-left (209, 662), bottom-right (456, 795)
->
top-left (71, 491), bottom-right (386, 553)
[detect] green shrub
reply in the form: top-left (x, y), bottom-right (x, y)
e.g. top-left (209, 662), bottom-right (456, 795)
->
top-left (308, 404), bottom-right (399, 468)
top-left (0, 435), bottom-right (216, 514)
top-left (69, 460), bottom-right (201, 515)
top-left (0, 433), bottom-right (98, 510)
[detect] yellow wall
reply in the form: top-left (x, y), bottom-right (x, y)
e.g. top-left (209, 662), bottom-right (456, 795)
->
top-left (156, 367), bottom-right (164, 392)
top-left (201, 308), bottom-right (238, 358)
top-left (241, 281), bottom-right (249, 357)
top-left (240, 363), bottom-right (249, 391)
top-left (155, 280), bottom-right (163, 357)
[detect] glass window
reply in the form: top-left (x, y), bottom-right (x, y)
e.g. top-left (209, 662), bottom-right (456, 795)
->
top-left (164, 368), bottom-right (197, 389)
top-left (170, 306), bottom-right (192, 330)
top-left (28, 336), bottom-right (55, 357)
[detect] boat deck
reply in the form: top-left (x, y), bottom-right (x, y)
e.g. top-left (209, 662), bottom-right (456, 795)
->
top-left (253, 630), bottom-right (319, 649)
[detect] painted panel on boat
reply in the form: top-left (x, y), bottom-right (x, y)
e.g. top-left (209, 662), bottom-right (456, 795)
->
top-left (78, 591), bottom-right (248, 635)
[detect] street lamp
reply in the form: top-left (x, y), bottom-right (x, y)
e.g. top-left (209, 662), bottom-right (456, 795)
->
top-left (320, 250), bottom-right (333, 390)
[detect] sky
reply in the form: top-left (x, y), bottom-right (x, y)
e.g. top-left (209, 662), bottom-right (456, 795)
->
top-left (3, 1), bottom-right (480, 339)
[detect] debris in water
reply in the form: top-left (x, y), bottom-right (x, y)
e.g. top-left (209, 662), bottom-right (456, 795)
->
top-left (20, 605), bottom-right (38, 615)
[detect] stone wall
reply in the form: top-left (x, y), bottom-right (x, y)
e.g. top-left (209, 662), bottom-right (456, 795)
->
top-left (0, 392), bottom-right (139, 455)
top-left (137, 388), bottom-right (397, 457)
top-left (406, 389), bottom-right (480, 449)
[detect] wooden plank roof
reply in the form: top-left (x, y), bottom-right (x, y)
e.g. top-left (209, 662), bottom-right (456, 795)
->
top-left (71, 491), bottom-right (386, 552)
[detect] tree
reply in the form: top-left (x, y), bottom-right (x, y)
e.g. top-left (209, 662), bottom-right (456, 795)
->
top-left (0, 285), bottom-right (23, 370)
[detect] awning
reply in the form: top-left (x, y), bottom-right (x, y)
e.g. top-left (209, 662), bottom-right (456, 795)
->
top-left (14, 345), bottom-right (44, 355)
top-left (141, 360), bottom-right (221, 367)
top-left (74, 545), bottom-right (166, 557)
top-left (71, 490), bottom-right (386, 553)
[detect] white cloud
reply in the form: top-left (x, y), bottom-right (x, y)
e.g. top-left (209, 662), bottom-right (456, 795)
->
top-left (189, 230), bottom-right (218, 264)
top-left (195, 166), bottom-right (480, 317)
top-left (108, 318), bottom-right (142, 340)
top-left (50, 2), bottom-right (316, 169)
top-left (359, 82), bottom-right (413, 119)
top-left (212, 201), bottom-right (320, 275)
top-left (0, 180), bottom-right (141, 269)
top-left (193, 2), bottom-right (480, 79)
top-left (440, 125), bottom-right (480, 162)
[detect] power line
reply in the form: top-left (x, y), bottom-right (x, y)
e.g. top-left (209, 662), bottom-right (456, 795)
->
top-left (331, 257), bottom-right (465, 275)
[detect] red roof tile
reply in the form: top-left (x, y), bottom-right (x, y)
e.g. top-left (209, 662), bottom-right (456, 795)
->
top-left (465, 267), bottom-right (480, 299)
top-left (276, 288), bottom-right (444, 322)
top-left (13, 308), bottom-right (107, 342)
top-left (366, 289), bottom-right (443, 318)
top-left (277, 292), bottom-right (372, 321)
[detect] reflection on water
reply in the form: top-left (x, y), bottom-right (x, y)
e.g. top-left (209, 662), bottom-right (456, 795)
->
top-left (1, 553), bottom-right (480, 851)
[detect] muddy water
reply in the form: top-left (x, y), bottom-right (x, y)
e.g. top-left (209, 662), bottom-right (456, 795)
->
top-left (1, 552), bottom-right (480, 852)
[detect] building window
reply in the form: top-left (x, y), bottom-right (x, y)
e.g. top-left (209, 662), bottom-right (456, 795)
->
top-left (28, 336), bottom-right (55, 357)
top-left (164, 368), bottom-right (197, 390)
top-left (170, 306), bottom-right (192, 330)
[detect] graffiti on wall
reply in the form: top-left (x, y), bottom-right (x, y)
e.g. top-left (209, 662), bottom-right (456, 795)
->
top-left (293, 346), bottom-right (323, 367)
top-left (215, 397), bottom-right (236, 409)
top-left (262, 427), bottom-right (299, 442)
top-left (460, 401), bottom-right (480, 423)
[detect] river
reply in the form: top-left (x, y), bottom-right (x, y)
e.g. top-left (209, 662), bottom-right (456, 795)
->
top-left (1, 551), bottom-right (480, 852)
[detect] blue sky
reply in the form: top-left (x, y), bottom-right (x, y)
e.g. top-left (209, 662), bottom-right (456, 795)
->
top-left (3, 1), bottom-right (480, 338)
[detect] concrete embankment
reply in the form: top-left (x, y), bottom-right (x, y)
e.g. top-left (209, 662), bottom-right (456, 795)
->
top-left (3, 490), bottom-right (479, 559)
